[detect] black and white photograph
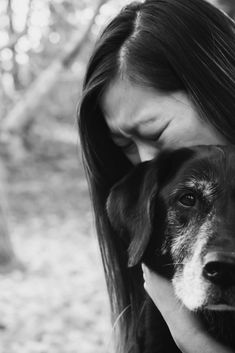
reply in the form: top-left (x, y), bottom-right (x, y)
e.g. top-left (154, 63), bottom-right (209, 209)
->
top-left (0, 0), bottom-right (235, 352)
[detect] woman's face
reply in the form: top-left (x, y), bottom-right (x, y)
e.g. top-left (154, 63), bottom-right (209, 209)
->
top-left (102, 78), bottom-right (227, 165)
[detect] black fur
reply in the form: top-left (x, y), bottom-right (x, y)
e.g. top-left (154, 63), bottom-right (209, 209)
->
top-left (107, 145), bottom-right (235, 352)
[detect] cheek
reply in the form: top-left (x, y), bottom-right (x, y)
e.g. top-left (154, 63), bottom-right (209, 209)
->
top-left (164, 208), bottom-right (199, 263)
top-left (163, 117), bottom-right (225, 150)
top-left (160, 124), bottom-right (198, 150)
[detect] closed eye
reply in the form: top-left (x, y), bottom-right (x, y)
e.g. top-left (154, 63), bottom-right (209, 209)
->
top-left (154, 123), bottom-right (169, 141)
top-left (138, 121), bottom-right (170, 143)
top-left (112, 130), bottom-right (165, 150)
top-left (147, 129), bottom-right (166, 144)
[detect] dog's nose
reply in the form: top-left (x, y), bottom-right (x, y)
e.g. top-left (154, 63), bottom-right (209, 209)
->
top-left (203, 252), bottom-right (235, 288)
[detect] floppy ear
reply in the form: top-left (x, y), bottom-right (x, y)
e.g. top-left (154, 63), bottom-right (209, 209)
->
top-left (106, 161), bottom-right (158, 267)
top-left (106, 147), bottom-right (196, 268)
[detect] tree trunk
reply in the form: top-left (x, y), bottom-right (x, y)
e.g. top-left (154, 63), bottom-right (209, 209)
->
top-left (0, 159), bottom-right (23, 273)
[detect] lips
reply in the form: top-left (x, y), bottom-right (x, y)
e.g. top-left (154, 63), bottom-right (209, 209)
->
top-left (205, 298), bottom-right (235, 311)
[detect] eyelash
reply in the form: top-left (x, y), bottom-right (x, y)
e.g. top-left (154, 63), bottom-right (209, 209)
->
top-left (149, 128), bottom-right (166, 143)
top-left (120, 132), bottom-right (162, 152)
top-left (148, 135), bottom-right (161, 144)
top-left (121, 141), bottom-right (136, 153)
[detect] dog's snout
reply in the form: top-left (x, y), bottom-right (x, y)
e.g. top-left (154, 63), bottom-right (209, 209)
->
top-left (203, 252), bottom-right (235, 288)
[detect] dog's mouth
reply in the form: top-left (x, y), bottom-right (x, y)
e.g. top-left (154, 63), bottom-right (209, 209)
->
top-left (173, 263), bottom-right (235, 312)
top-left (204, 296), bottom-right (235, 311)
top-left (205, 303), bottom-right (235, 311)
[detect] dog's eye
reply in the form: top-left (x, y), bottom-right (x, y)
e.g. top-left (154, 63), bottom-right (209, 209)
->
top-left (179, 193), bottom-right (196, 207)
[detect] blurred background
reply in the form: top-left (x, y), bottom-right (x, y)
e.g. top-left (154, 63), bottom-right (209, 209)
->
top-left (0, 0), bottom-right (234, 352)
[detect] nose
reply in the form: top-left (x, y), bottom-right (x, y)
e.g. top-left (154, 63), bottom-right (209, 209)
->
top-left (136, 142), bottom-right (158, 162)
top-left (203, 252), bottom-right (235, 288)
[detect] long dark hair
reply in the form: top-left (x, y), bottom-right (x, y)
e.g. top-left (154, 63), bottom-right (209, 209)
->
top-left (78, 0), bottom-right (235, 352)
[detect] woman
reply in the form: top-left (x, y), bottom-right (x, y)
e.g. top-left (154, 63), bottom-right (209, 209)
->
top-left (78, 0), bottom-right (235, 352)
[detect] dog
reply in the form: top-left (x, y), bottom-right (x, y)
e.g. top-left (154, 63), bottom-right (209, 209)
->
top-left (106, 145), bottom-right (235, 352)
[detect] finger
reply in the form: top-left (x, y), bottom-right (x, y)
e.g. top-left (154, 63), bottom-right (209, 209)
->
top-left (143, 281), bottom-right (149, 295)
top-left (141, 263), bottom-right (146, 282)
top-left (141, 263), bottom-right (152, 278)
top-left (141, 263), bottom-right (146, 273)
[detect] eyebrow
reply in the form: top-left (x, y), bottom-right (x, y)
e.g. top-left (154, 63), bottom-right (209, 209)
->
top-left (173, 178), bottom-right (218, 195)
top-left (109, 117), bottom-right (157, 138)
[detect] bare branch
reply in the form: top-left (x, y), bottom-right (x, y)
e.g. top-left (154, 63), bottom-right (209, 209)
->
top-left (1, 0), bottom-right (109, 135)
top-left (0, 0), bottom-right (33, 52)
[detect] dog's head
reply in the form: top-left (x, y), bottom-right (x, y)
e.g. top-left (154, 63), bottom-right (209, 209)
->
top-left (106, 145), bottom-right (235, 311)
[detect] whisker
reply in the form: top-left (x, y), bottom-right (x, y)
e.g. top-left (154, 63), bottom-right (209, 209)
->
top-left (105, 304), bottom-right (131, 353)
top-left (112, 304), bottom-right (131, 331)
top-left (163, 262), bottom-right (185, 267)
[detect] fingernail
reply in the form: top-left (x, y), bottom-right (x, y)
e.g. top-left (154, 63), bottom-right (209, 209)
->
top-left (142, 264), bottom-right (149, 275)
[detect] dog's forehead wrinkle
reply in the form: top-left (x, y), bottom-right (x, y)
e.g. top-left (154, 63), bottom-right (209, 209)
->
top-left (163, 173), bottom-right (220, 201)
top-left (187, 179), bottom-right (215, 191)
top-left (179, 179), bottom-right (218, 197)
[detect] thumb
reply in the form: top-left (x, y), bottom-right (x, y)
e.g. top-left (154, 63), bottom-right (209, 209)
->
top-left (142, 263), bottom-right (178, 311)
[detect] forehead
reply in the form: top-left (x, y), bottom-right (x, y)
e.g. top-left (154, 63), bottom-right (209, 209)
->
top-left (101, 77), bottom-right (164, 131)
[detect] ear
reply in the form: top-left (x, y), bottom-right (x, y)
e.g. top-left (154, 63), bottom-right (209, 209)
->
top-left (106, 161), bottom-right (158, 267)
top-left (106, 147), bottom-right (196, 267)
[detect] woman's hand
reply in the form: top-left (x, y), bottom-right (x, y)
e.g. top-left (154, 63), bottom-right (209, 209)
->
top-left (142, 263), bottom-right (234, 353)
